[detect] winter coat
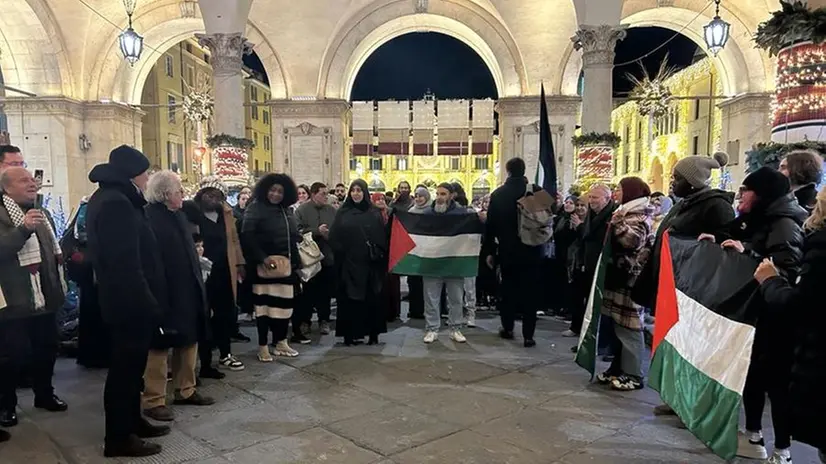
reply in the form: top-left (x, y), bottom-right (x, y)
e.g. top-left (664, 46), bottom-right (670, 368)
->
top-left (241, 201), bottom-right (301, 285)
top-left (483, 176), bottom-right (543, 270)
top-left (553, 213), bottom-right (579, 272)
top-left (145, 203), bottom-right (208, 349)
top-left (574, 200), bottom-right (617, 275)
top-left (602, 198), bottom-right (655, 331)
top-left (632, 188), bottom-right (735, 309)
top-left (390, 195), bottom-right (414, 214)
top-left (760, 227), bottom-right (826, 452)
top-left (295, 200), bottom-right (337, 267)
top-left (728, 193), bottom-right (806, 367)
top-left (793, 183), bottom-right (818, 214)
top-left (422, 200), bottom-right (471, 216)
top-left (182, 200), bottom-right (245, 300)
top-left (86, 167), bottom-right (164, 339)
top-left (0, 197), bottom-right (65, 322)
top-left (329, 203), bottom-right (388, 302)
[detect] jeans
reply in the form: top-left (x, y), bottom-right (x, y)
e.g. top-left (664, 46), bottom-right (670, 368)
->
top-left (463, 277), bottom-right (476, 309)
top-left (423, 277), bottom-right (463, 331)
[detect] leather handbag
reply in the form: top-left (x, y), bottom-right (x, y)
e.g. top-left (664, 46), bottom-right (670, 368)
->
top-left (256, 208), bottom-right (294, 279)
top-left (297, 232), bottom-right (324, 282)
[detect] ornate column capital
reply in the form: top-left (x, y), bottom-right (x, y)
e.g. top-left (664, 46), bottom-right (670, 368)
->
top-left (196, 33), bottom-right (254, 76)
top-left (571, 25), bottom-right (627, 67)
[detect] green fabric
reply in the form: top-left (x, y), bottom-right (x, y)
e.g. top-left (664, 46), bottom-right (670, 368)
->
top-left (650, 341), bottom-right (740, 461)
top-left (575, 239), bottom-right (611, 379)
top-left (391, 255), bottom-right (479, 278)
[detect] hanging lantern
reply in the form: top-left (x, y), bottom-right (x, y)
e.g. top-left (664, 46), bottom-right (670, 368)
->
top-left (119, 0), bottom-right (143, 65)
top-left (703, 0), bottom-right (730, 56)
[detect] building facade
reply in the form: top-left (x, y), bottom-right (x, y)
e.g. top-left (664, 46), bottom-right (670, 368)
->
top-left (244, 72), bottom-right (272, 177)
top-left (611, 57), bottom-right (723, 193)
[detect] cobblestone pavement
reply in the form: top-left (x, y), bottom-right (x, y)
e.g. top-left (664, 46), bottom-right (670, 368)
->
top-left (0, 311), bottom-right (820, 463)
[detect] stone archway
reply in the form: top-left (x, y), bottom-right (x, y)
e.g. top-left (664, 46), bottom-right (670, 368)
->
top-left (650, 156), bottom-right (664, 193)
top-left (89, 6), bottom-right (288, 103)
top-left (0, 0), bottom-right (74, 97)
top-left (317, 0), bottom-right (528, 99)
top-left (620, 7), bottom-right (770, 96)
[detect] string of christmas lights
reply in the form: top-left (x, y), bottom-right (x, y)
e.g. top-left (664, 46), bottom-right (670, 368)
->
top-left (577, 146), bottom-right (614, 181)
top-left (213, 146), bottom-right (250, 181)
top-left (773, 42), bottom-right (826, 127)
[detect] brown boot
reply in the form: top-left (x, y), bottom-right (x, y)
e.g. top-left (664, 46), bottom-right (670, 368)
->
top-left (143, 405), bottom-right (175, 422)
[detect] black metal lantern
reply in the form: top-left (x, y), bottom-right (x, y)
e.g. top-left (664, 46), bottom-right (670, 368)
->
top-left (119, 0), bottom-right (143, 65)
top-left (704, 0), bottom-right (730, 56)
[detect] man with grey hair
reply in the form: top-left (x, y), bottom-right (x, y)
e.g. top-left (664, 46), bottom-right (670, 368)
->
top-left (0, 167), bottom-right (67, 443)
top-left (142, 170), bottom-right (214, 422)
top-left (565, 183), bottom-right (616, 338)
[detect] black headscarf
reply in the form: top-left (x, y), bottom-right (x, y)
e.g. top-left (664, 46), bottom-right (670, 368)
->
top-left (343, 179), bottom-right (372, 212)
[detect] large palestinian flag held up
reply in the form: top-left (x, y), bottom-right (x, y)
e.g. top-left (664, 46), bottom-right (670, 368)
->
top-left (649, 233), bottom-right (761, 460)
top-left (388, 211), bottom-right (483, 278)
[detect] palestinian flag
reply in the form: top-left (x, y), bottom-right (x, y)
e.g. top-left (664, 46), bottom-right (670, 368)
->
top-left (389, 211), bottom-right (483, 278)
top-left (649, 232), bottom-right (760, 460)
top-left (574, 234), bottom-right (611, 379)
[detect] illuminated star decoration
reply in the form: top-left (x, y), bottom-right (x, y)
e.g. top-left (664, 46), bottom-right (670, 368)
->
top-left (626, 55), bottom-right (675, 118)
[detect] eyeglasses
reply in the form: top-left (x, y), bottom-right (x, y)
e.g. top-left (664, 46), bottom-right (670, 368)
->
top-left (1, 160), bottom-right (25, 167)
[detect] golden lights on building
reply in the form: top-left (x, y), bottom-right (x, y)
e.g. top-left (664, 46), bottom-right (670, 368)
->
top-left (611, 57), bottom-right (723, 193)
top-left (348, 99), bottom-right (498, 198)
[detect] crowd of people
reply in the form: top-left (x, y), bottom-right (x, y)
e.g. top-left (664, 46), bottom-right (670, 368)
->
top-left (0, 141), bottom-right (825, 463)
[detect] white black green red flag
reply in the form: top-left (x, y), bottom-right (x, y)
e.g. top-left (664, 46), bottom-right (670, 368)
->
top-left (649, 232), bottom-right (760, 460)
top-left (388, 211), bottom-right (483, 278)
top-left (574, 234), bottom-right (612, 379)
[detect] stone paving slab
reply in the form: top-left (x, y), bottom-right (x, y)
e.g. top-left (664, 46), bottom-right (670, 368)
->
top-left (0, 309), bottom-right (821, 463)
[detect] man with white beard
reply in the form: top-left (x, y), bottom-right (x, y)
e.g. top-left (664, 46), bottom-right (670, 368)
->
top-left (421, 183), bottom-right (475, 344)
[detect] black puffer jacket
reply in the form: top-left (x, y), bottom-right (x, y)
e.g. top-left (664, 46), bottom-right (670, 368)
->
top-left (241, 200), bottom-right (301, 285)
top-left (761, 226), bottom-right (826, 452)
top-left (483, 176), bottom-right (543, 269)
top-left (633, 188), bottom-right (734, 309)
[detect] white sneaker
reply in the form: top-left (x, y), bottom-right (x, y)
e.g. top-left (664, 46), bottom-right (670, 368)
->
top-left (449, 330), bottom-right (467, 343)
top-left (219, 354), bottom-right (245, 371)
top-left (466, 316), bottom-right (476, 328)
top-left (423, 331), bottom-right (438, 344)
top-left (561, 329), bottom-right (577, 338)
top-left (257, 346), bottom-right (273, 363)
top-left (768, 450), bottom-right (793, 464)
top-left (736, 431), bottom-right (768, 460)
top-left (274, 340), bottom-right (299, 357)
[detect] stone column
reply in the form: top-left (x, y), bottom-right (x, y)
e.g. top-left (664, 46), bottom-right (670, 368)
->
top-left (495, 96), bottom-right (581, 188)
top-left (572, 25), bottom-right (627, 133)
top-left (196, 33), bottom-right (252, 137)
top-left (718, 93), bottom-right (772, 187)
top-left (269, 99), bottom-right (351, 186)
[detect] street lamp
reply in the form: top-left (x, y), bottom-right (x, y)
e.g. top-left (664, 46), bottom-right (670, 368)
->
top-left (119, 0), bottom-right (143, 65)
top-left (703, 0), bottom-right (730, 56)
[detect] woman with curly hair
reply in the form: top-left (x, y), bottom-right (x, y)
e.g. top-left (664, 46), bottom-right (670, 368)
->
top-left (241, 173), bottom-right (302, 361)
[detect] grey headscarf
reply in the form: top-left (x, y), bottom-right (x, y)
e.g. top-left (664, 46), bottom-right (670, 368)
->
top-left (408, 187), bottom-right (431, 214)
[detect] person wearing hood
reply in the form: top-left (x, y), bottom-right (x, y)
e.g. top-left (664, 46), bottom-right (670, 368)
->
top-left (86, 145), bottom-right (170, 457)
top-left (597, 177), bottom-right (654, 392)
top-left (706, 167), bottom-right (805, 464)
top-left (406, 187), bottom-right (430, 319)
top-left (779, 149), bottom-right (823, 214)
top-left (755, 188), bottom-right (826, 463)
top-left (650, 192), bottom-right (673, 232)
top-left (391, 181), bottom-right (413, 213)
top-left (329, 179), bottom-right (388, 345)
top-left (182, 177), bottom-right (247, 377)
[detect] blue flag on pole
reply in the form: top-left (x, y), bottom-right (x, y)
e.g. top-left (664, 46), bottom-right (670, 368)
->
top-left (535, 83), bottom-right (558, 197)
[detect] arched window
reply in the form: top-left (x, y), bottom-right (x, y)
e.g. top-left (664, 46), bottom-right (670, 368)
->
top-left (472, 177), bottom-right (490, 199)
top-left (368, 178), bottom-right (386, 192)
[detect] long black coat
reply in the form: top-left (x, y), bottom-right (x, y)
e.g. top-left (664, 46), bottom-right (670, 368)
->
top-left (145, 203), bottom-right (208, 349)
top-left (329, 203), bottom-right (387, 302)
top-left (86, 166), bottom-right (164, 344)
top-left (761, 227), bottom-right (826, 452)
top-left (483, 176), bottom-right (543, 270)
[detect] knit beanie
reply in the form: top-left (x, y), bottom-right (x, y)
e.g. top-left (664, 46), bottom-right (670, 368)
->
top-left (199, 175), bottom-right (228, 196)
top-left (108, 145), bottom-right (149, 179)
top-left (742, 166), bottom-right (790, 204)
top-left (415, 186), bottom-right (431, 202)
top-left (619, 176), bottom-right (651, 204)
top-left (673, 152), bottom-right (729, 189)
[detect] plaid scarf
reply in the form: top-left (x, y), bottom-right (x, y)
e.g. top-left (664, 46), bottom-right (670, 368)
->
top-left (2, 194), bottom-right (63, 309)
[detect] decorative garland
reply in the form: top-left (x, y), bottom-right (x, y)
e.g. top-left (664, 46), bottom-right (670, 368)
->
top-left (745, 140), bottom-right (826, 173)
top-left (182, 90), bottom-right (214, 123)
top-left (572, 132), bottom-right (622, 148)
top-left (754, 1), bottom-right (826, 56)
top-left (207, 133), bottom-right (255, 151)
